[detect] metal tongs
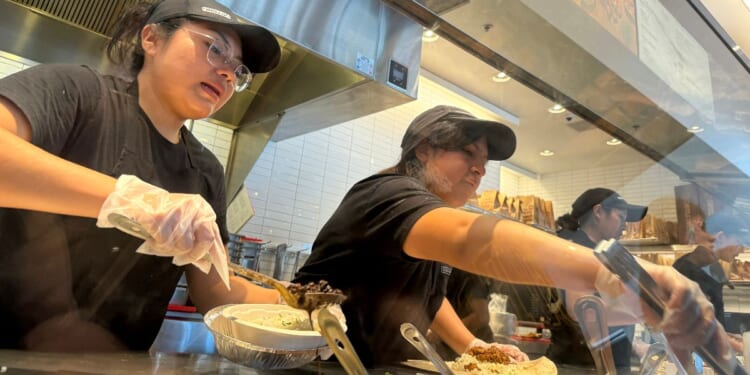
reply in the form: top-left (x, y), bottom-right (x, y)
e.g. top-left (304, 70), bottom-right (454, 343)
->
top-left (317, 308), bottom-right (368, 375)
top-left (573, 295), bottom-right (618, 375)
top-left (594, 239), bottom-right (747, 375)
top-left (400, 323), bottom-right (455, 375)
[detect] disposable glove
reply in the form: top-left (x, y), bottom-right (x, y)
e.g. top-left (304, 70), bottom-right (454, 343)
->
top-left (464, 338), bottom-right (529, 363)
top-left (96, 175), bottom-right (230, 289)
top-left (593, 262), bottom-right (731, 367)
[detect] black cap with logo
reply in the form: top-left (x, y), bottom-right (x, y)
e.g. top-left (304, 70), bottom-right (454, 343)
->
top-left (401, 105), bottom-right (517, 161)
top-left (571, 188), bottom-right (648, 222)
top-left (147, 0), bottom-right (281, 73)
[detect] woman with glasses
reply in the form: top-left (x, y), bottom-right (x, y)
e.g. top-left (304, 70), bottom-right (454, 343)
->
top-left (0, 0), bottom-right (281, 351)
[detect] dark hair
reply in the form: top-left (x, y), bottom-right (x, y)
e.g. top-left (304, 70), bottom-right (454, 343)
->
top-left (106, 1), bottom-right (184, 77)
top-left (556, 205), bottom-right (617, 233)
top-left (386, 121), bottom-right (485, 179)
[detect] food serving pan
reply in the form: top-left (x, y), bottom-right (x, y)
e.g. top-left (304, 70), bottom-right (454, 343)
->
top-left (204, 305), bottom-right (328, 370)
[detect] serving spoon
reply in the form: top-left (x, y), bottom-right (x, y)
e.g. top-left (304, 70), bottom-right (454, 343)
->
top-left (108, 213), bottom-right (346, 314)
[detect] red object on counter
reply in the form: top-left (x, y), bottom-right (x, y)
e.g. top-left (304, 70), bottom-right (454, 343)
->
top-left (167, 304), bottom-right (197, 313)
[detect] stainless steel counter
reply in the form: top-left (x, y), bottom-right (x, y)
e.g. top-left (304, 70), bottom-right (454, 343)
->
top-left (0, 350), bottom-right (597, 374)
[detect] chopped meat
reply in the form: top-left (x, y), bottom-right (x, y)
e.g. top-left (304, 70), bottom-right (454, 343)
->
top-left (466, 346), bottom-right (512, 364)
top-left (463, 363), bottom-right (479, 371)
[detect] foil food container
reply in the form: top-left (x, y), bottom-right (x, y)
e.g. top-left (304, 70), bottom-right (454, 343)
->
top-left (204, 305), bottom-right (327, 369)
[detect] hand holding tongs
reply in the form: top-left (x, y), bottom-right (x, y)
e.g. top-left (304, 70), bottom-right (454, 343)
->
top-left (574, 295), bottom-right (618, 375)
top-left (594, 239), bottom-right (746, 375)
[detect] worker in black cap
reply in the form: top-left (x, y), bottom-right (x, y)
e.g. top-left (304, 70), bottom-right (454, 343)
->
top-left (294, 105), bottom-right (726, 368)
top-left (0, 0), bottom-right (282, 351)
top-left (546, 188), bottom-right (648, 373)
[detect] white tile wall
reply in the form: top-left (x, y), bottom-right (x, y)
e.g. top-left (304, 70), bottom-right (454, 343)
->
top-left (0, 52), bottom-right (36, 78)
top-left (189, 119), bottom-right (233, 171)
top-left (239, 76), bottom-right (508, 248)
top-left (504, 158), bottom-right (681, 222)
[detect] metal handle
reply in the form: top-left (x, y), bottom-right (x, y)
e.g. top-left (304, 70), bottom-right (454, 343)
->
top-left (574, 296), bottom-right (618, 375)
top-left (318, 308), bottom-right (368, 375)
top-left (399, 323), bottom-right (455, 375)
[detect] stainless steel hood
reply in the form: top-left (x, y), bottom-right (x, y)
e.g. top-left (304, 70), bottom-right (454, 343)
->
top-left (0, 0), bottom-right (422, 203)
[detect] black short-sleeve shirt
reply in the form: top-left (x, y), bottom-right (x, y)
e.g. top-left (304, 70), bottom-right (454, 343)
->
top-left (673, 251), bottom-right (726, 327)
top-left (0, 64), bottom-right (228, 350)
top-left (293, 174), bottom-right (448, 366)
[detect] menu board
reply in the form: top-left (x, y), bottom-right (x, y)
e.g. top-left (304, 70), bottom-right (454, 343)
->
top-left (636, 0), bottom-right (716, 125)
top-left (570, 0), bottom-right (638, 55)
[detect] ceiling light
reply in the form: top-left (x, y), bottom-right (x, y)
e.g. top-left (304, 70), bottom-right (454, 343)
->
top-left (732, 45), bottom-right (742, 52)
top-left (491, 71), bottom-right (510, 83)
top-left (687, 125), bottom-right (704, 133)
top-left (548, 103), bottom-right (566, 114)
top-left (422, 29), bottom-right (439, 42)
top-left (539, 150), bottom-right (555, 157)
top-left (606, 138), bottom-right (622, 146)
top-left (744, 0), bottom-right (750, 11)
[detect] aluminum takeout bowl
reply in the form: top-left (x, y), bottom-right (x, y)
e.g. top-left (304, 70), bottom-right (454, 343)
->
top-left (204, 305), bottom-right (328, 369)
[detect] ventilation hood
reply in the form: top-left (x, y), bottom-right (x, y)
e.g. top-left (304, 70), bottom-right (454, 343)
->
top-left (0, 0), bottom-right (422, 201)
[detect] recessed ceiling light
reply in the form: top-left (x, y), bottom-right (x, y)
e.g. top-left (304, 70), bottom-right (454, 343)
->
top-left (422, 29), bottom-right (439, 42)
top-left (606, 138), bottom-right (622, 146)
top-left (540, 149), bottom-right (555, 157)
top-left (732, 45), bottom-right (742, 52)
top-left (548, 103), bottom-right (566, 114)
top-left (687, 125), bottom-right (704, 133)
top-left (492, 71), bottom-right (510, 83)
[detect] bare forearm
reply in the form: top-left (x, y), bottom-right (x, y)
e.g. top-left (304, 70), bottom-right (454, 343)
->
top-left (0, 128), bottom-right (115, 217)
top-left (405, 208), bottom-right (601, 292)
top-left (187, 267), bottom-right (280, 314)
top-left (430, 299), bottom-right (475, 355)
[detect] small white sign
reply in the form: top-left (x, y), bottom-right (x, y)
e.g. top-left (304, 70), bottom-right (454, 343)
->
top-left (355, 52), bottom-right (374, 77)
top-left (226, 186), bottom-right (254, 234)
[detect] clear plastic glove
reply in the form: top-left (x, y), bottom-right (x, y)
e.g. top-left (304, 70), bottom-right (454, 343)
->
top-left (594, 262), bottom-right (732, 367)
top-left (96, 175), bottom-right (230, 289)
top-left (464, 338), bottom-right (529, 363)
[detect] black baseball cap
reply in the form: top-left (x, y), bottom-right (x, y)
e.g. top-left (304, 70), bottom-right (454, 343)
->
top-left (401, 105), bottom-right (516, 160)
top-left (571, 188), bottom-right (648, 222)
top-left (706, 212), bottom-right (750, 244)
top-left (147, 0), bottom-right (281, 73)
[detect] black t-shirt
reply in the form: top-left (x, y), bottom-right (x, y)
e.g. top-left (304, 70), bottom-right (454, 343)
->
top-left (673, 251), bottom-right (726, 327)
top-left (293, 174), bottom-right (448, 367)
top-left (0, 64), bottom-right (228, 350)
top-left (546, 230), bottom-right (633, 372)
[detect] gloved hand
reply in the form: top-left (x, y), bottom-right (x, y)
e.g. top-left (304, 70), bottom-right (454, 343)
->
top-left (594, 261), bottom-right (731, 368)
top-left (464, 338), bottom-right (529, 363)
top-left (96, 175), bottom-right (230, 289)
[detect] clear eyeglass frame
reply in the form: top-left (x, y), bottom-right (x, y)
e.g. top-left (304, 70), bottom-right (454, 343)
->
top-left (184, 28), bottom-right (253, 92)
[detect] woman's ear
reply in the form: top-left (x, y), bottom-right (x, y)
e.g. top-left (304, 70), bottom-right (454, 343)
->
top-left (414, 141), bottom-right (432, 163)
top-left (140, 24), bottom-right (160, 56)
top-left (591, 204), bottom-right (604, 221)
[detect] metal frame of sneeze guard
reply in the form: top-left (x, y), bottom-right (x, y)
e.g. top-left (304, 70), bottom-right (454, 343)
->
top-left (593, 239), bottom-right (747, 375)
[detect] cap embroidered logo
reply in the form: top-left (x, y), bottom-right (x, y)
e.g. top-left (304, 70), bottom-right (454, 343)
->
top-left (200, 6), bottom-right (231, 20)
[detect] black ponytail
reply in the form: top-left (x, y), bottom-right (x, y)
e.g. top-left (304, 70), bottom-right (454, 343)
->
top-left (556, 213), bottom-right (579, 233)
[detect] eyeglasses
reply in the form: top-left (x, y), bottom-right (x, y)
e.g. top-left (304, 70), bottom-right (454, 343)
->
top-left (184, 28), bottom-right (252, 92)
